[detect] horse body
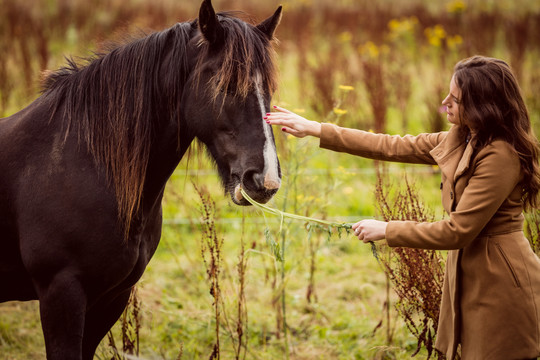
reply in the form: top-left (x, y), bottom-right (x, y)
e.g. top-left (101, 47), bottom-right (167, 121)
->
top-left (0, 1), bottom-right (282, 358)
top-left (0, 81), bottom-right (169, 358)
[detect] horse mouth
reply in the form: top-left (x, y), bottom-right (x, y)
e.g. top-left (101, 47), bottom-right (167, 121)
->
top-left (231, 183), bottom-right (278, 206)
top-left (233, 185), bottom-right (247, 204)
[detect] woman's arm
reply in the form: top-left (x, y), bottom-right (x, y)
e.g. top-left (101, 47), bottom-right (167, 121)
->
top-left (320, 123), bottom-right (444, 165)
top-left (353, 142), bottom-right (522, 248)
top-left (386, 142), bottom-right (522, 250)
top-left (267, 106), bottom-right (445, 164)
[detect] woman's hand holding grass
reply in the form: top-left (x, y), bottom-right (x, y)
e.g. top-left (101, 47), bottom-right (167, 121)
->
top-left (352, 220), bottom-right (387, 243)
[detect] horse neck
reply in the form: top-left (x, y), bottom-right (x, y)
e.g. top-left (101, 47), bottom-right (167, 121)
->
top-left (140, 53), bottom-right (198, 211)
top-left (142, 120), bottom-right (192, 210)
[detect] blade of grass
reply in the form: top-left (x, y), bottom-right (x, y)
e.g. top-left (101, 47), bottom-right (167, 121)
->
top-left (240, 188), bottom-right (379, 260)
top-left (240, 188), bottom-right (351, 229)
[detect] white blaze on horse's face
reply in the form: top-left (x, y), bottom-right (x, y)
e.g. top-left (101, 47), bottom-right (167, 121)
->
top-left (255, 72), bottom-right (281, 191)
top-left (233, 72), bottom-right (280, 204)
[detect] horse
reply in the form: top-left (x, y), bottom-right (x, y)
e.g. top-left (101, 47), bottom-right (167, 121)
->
top-left (0, 0), bottom-right (282, 358)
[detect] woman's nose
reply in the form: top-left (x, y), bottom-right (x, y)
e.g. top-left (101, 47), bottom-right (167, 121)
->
top-left (441, 96), bottom-right (450, 106)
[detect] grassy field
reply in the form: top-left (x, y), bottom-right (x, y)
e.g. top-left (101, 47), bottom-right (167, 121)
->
top-left (1, 0), bottom-right (539, 359)
top-left (0, 154), bottom-right (441, 359)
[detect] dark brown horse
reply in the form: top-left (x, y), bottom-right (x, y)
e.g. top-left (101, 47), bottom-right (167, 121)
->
top-left (0, 1), bottom-right (282, 358)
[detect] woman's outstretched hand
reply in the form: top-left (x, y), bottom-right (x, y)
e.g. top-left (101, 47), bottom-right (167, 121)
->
top-left (265, 106), bottom-right (322, 138)
top-left (351, 220), bottom-right (388, 243)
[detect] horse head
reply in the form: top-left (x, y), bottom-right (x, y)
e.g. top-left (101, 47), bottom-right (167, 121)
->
top-left (181, 0), bottom-right (282, 205)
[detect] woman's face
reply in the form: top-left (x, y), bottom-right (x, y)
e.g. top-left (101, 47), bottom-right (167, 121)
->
top-left (441, 75), bottom-right (462, 125)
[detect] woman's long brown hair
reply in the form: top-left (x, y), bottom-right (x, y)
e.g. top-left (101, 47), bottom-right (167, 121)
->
top-left (454, 55), bottom-right (540, 210)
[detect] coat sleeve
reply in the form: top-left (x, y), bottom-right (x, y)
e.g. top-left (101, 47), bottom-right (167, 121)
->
top-left (385, 141), bottom-right (522, 250)
top-left (319, 123), bottom-right (444, 164)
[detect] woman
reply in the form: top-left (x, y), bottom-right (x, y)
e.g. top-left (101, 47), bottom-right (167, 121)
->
top-left (265, 56), bottom-right (540, 359)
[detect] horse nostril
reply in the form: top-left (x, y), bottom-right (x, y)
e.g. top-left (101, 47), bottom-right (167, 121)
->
top-left (242, 170), bottom-right (265, 191)
top-left (251, 172), bottom-right (265, 190)
top-left (242, 169), bottom-right (280, 199)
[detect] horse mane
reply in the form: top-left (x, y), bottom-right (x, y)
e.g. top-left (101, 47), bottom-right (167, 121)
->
top-left (41, 12), bottom-right (279, 235)
top-left (194, 11), bottom-right (279, 101)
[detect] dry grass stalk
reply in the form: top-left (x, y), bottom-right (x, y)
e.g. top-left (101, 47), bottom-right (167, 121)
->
top-left (176, 343), bottom-right (184, 360)
top-left (387, 58), bottom-right (412, 133)
top-left (195, 185), bottom-right (223, 360)
top-left (106, 286), bottom-right (142, 359)
top-left (374, 167), bottom-right (445, 359)
top-left (524, 210), bottom-right (540, 256)
top-left (308, 55), bottom-right (337, 116)
top-left (362, 58), bottom-right (388, 133)
top-left (305, 227), bottom-right (320, 304)
top-left (121, 287), bottom-right (142, 356)
top-left (233, 234), bottom-right (248, 360)
top-left (219, 214), bottom-right (250, 360)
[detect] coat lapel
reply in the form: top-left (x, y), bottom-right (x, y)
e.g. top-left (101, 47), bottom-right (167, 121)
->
top-left (429, 125), bottom-right (468, 182)
top-left (453, 140), bottom-right (475, 181)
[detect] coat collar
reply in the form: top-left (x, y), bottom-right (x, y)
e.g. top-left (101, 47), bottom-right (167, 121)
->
top-left (429, 125), bottom-right (475, 182)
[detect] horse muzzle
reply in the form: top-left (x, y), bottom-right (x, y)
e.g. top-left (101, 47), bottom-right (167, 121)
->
top-left (232, 171), bottom-right (280, 205)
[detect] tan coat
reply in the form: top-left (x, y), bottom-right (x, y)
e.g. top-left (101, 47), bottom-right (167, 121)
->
top-left (320, 123), bottom-right (540, 359)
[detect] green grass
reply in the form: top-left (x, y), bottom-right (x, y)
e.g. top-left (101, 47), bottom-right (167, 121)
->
top-left (0, 155), bottom-right (441, 359)
top-left (103, 210), bottom-right (427, 359)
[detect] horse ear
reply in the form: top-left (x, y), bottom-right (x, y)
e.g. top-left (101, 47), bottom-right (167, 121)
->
top-left (198, 0), bottom-right (224, 46)
top-left (256, 5), bottom-right (283, 40)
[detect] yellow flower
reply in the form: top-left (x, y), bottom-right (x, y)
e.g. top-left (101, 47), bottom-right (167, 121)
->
top-left (388, 19), bottom-right (401, 32)
top-left (338, 31), bottom-right (352, 43)
top-left (338, 85), bottom-right (355, 92)
top-left (359, 41), bottom-right (379, 59)
top-left (333, 107), bottom-right (348, 115)
top-left (388, 16), bottom-right (418, 36)
top-left (433, 25), bottom-right (446, 39)
top-left (447, 35), bottom-right (463, 49)
top-left (446, 0), bottom-right (467, 13)
top-left (425, 25), bottom-right (446, 47)
top-left (428, 36), bottom-right (442, 47)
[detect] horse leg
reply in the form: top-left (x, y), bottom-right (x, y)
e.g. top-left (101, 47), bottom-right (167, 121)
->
top-left (37, 272), bottom-right (87, 360)
top-left (82, 288), bottom-right (132, 360)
